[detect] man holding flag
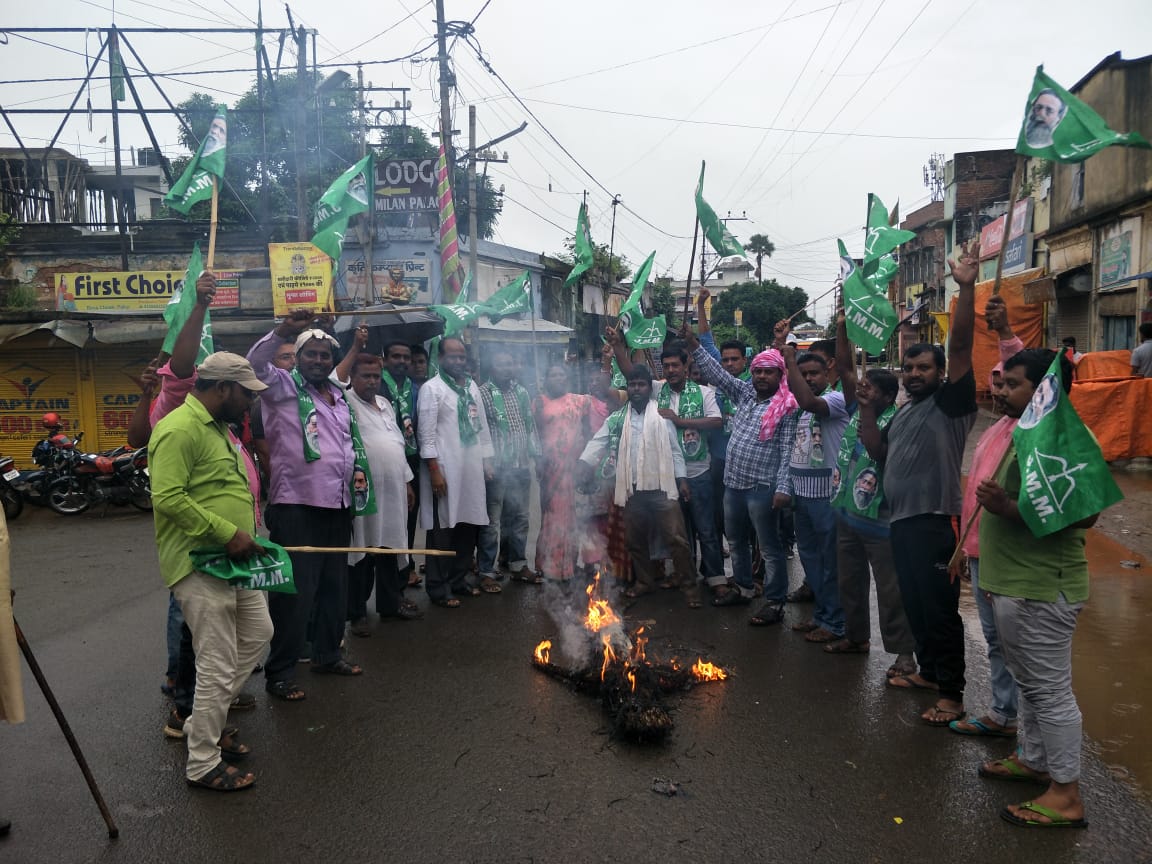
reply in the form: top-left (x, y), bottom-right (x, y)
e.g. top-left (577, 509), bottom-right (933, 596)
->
top-left (973, 348), bottom-right (1120, 829)
top-left (859, 241), bottom-right (979, 728)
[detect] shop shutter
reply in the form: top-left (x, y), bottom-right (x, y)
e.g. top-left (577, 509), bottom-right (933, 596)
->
top-left (1053, 293), bottom-right (1091, 351)
top-left (0, 338), bottom-right (83, 468)
top-left (88, 346), bottom-right (157, 454)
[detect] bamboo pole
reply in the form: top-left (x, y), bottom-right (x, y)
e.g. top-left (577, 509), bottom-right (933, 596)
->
top-left (284, 546), bottom-right (455, 556)
top-left (206, 175), bottom-right (219, 270)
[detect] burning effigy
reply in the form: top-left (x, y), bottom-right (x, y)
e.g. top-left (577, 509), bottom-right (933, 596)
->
top-left (531, 573), bottom-right (728, 743)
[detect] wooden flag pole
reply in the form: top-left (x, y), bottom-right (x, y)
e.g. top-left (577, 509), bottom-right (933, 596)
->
top-left (683, 219), bottom-right (700, 328)
top-left (284, 546), bottom-right (456, 556)
top-left (989, 154), bottom-right (1027, 297)
top-left (206, 176), bottom-right (219, 270)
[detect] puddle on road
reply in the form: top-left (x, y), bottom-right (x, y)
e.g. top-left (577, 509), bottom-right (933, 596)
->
top-left (1074, 530), bottom-right (1152, 796)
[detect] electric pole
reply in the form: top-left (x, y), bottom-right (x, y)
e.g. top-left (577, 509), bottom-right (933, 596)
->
top-left (468, 104), bottom-right (478, 293)
top-left (434, 0), bottom-right (455, 166)
top-left (294, 24), bottom-right (308, 241)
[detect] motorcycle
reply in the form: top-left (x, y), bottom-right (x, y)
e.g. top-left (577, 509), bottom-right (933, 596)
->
top-left (47, 437), bottom-right (151, 515)
top-left (0, 456), bottom-right (22, 520)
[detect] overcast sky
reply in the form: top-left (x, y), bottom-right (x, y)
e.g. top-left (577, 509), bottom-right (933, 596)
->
top-left (3, 0), bottom-right (1151, 322)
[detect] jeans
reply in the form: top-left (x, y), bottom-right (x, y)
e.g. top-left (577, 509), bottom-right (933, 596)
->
top-left (724, 485), bottom-right (787, 601)
top-left (969, 559), bottom-right (1018, 727)
top-left (478, 467), bottom-right (530, 574)
top-left (991, 592), bottom-right (1084, 782)
top-left (793, 496), bottom-right (843, 635)
top-left (682, 469), bottom-right (724, 584)
top-left (890, 515), bottom-right (965, 703)
top-left (171, 572), bottom-right (272, 781)
top-left (165, 592), bottom-right (184, 680)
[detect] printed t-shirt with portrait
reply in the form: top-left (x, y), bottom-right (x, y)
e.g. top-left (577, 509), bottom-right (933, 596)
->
top-left (789, 389), bottom-right (850, 500)
top-left (651, 380), bottom-right (721, 479)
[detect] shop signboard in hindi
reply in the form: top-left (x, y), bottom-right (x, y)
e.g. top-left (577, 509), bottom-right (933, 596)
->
top-left (268, 242), bottom-right (334, 316)
top-left (343, 258), bottom-right (431, 306)
top-left (374, 158), bottom-right (437, 213)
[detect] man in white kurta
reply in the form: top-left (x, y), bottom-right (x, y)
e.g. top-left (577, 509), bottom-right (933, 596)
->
top-left (417, 337), bottom-right (494, 608)
top-left (336, 355), bottom-right (419, 631)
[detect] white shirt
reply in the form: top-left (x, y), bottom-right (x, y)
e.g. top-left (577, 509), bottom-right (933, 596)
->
top-left (651, 380), bottom-right (721, 479)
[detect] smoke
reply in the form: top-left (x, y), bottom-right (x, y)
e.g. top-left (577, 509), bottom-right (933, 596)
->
top-left (537, 565), bottom-right (633, 669)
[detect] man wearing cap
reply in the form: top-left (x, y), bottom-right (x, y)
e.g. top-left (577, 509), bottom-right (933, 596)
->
top-left (150, 352), bottom-right (272, 791)
top-left (681, 323), bottom-right (799, 626)
top-left (248, 312), bottom-right (360, 701)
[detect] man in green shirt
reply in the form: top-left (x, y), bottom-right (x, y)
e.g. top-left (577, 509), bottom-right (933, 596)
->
top-left (151, 352), bottom-right (272, 792)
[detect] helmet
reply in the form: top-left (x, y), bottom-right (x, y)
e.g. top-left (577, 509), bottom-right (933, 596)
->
top-left (42, 412), bottom-right (61, 428)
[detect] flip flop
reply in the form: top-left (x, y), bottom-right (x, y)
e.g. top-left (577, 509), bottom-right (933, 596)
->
top-left (978, 757), bottom-right (1051, 784)
top-left (999, 801), bottom-right (1088, 829)
top-left (311, 659), bottom-right (363, 676)
top-left (824, 638), bottom-right (870, 654)
top-left (886, 674), bottom-right (939, 691)
top-left (921, 705), bottom-right (965, 727)
top-left (431, 596), bottom-right (461, 608)
top-left (950, 716), bottom-right (1018, 738)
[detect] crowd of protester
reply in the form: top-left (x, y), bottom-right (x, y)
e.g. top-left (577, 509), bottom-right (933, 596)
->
top-left (134, 242), bottom-right (1105, 830)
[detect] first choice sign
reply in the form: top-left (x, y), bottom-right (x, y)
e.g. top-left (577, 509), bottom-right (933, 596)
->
top-left (55, 270), bottom-right (241, 313)
top-left (374, 158), bottom-right (436, 213)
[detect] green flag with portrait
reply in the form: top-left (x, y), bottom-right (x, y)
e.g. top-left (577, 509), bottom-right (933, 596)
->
top-left (617, 251), bottom-right (666, 349)
top-left (838, 239), bottom-right (896, 356)
top-left (564, 202), bottom-right (594, 287)
top-left (161, 242), bottom-right (213, 361)
top-left (1011, 354), bottom-right (1122, 536)
top-left (311, 154), bottom-right (373, 265)
top-left (165, 108), bottom-right (228, 215)
top-left (1016, 66), bottom-right (1151, 163)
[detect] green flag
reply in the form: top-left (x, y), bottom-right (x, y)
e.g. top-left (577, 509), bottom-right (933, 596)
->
top-left (1017, 66), bottom-right (1151, 163)
top-left (564, 202), bottom-right (594, 287)
top-left (109, 41), bottom-right (125, 102)
top-left (311, 154), bottom-right (373, 265)
top-left (617, 251), bottom-right (666, 349)
top-left (161, 242), bottom-right (212, 362)
top-left (1011, 354), bottom-right (1122, 536)
top-left (839, 239), bottom-right (896, 356)
top-left (164, 108), bottom-right (228, 215)
top-left (863, 194), bottom-right (914, 264)
top-left (429, 302), bottom-right (486, 338)
top-left (694, 163), bottom-right (744, 258)
top-left (484, 270), bottom-right (532, 322)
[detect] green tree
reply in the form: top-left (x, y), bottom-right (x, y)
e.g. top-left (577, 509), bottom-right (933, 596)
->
top-left (169, 80), bottom-right (501, 239)
top-left (707, 280), bottom-right (809, 349)
top-left (743, 233), bottom-right (775, 286)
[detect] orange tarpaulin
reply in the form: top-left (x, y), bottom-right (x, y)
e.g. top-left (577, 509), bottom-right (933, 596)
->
top-left (950, 268), bottom-right (1045, 396)
top-left (1075, 349), bottom-right (1133, 381)
top-left (1069, 377), bottom-right (1152, 461)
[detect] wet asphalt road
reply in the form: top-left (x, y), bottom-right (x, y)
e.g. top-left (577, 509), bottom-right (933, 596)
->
top-left (2, 507), bottom-right (1151, 864)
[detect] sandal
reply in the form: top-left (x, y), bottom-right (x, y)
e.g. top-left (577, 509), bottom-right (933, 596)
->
top-left (311, 659), bottom-right (362, 676)
top-left (803, 627), bottom-right (841, 644)
top-left (712, 589), bottom-right (750, 607)
top-left (230, 693), bottom-right (256, 711)
top-left (431, 596), bottom-right (461, 608)
top-left (887, 674), bottom-right (939, 691)
top-left (790, 619), bottom-right (818, 633)
top-left (187, 762), bottom-right (255, 792)
top-left (511, 567), bottom-right (544, 585)
top-left (453, 585), bottom-right (481, 597)
top-left (921, 704), bottom-right (965, 727)
top-left (886, 660), bottom-right (917, 678)
top-left (1000, 801), bottom-right (1087, 830)
top-left (218, 727), bottom-right (249, 761)
top-left (623, 588), bottom-right (651, 600)
top-left (749, 602), bottom-right (785, 626)
top-left (479, 576), bottom-right (502, 594)
top-left (824, 638), bottom-right (870, 654)
top-left (265, 680), bottom-right (306, 702)
top-left (407, 572), bottom-right (423, 588)
top-left (350, 617), bottom-right (372, 638)
top-left (979, 756), bottom-right (1051, 784)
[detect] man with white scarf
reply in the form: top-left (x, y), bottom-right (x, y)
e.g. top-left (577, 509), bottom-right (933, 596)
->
top-left (577, 365), bottom-right (701, 608)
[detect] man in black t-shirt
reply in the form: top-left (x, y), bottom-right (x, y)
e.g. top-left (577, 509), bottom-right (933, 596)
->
top-left (858, 240), bottom-right (979, 728)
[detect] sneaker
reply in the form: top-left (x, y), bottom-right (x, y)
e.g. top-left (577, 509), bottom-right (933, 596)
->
top-left (786, 583), bottom-right (814, 603)
top-left (164, 709), bottom-right (187, 740)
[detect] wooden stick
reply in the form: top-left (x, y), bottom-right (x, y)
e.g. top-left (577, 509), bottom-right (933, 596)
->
top-left (787, 280), bottom-right (842, 323)
top-left (324, 307), bottom-right (433, 317)
top-left (284, 546), bottom-right (455, 556)
top-left (989, 153), bottom-right (1027, 297)
top-left (206, 175), bottom-right (219, 270)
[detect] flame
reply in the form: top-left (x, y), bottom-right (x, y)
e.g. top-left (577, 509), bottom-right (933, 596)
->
top-left (670, 656), bottom-right (682, 671)
top-left (629, 627), bottom-right (648, 663)
top-left (534, 640), bottom-right (552, 665)
top-left (626, 667), bottom-right (637, 693)
top-left (583, 571), bottom-right (620, 634)
top-left (691, 658), bottom-right (728, 682)
top-left (600, 639), bottom-right (617, 681)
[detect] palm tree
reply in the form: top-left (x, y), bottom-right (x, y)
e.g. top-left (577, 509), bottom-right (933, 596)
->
top-left (743, 234), bottom-right (775, 286)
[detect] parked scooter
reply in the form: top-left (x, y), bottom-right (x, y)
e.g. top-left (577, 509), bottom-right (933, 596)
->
top-left (0, 455), bottom-right (22, 520)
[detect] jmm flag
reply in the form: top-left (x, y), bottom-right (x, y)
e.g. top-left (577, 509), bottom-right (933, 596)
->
top-left (617, 251), bottom-right (665, 349)
top-left (565, 202), bottom-right (595, 288)
top-left (1011, 353), bottom-right (1122, 536)
top-left (1017, 65), bottom-right (1151, 163)
top-left (484, 270), bottom-right (532, 322)
top-left (161, 242), bottom-right (213, 362)
top-left (311, 153), bottom-right (373, 265)
top-left (694, 162), bottom-right (744, 258)
top-left (863, 194), bottom-right (914, 265)
top-left (429, 302), bottom-right (487, 338)
top-left (838, 239), bottom-right (897, 356)
top-left (164, 108), bottom-right (228, 215)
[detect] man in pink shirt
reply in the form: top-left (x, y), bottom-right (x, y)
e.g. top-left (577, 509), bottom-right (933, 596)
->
top-left (949, 295), bottom-right (1024, 738)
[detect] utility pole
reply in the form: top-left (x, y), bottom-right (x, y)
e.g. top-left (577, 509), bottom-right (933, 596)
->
top-left (434, 0), bottom-right (455, 166)
top-left (608, 194), bottom-right (621, 286)
top-left (468, 104), bottom-right (478, 293)
top-left (294, 24), bottom-right (308, 241)
top-left (358, 63), bottom-right (376, 304)
top-left (108, 28), bottom-right (129, 269)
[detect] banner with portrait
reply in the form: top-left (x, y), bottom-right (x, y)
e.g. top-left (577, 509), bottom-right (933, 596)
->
top-left (268, 243), bottom-right (334, 316)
